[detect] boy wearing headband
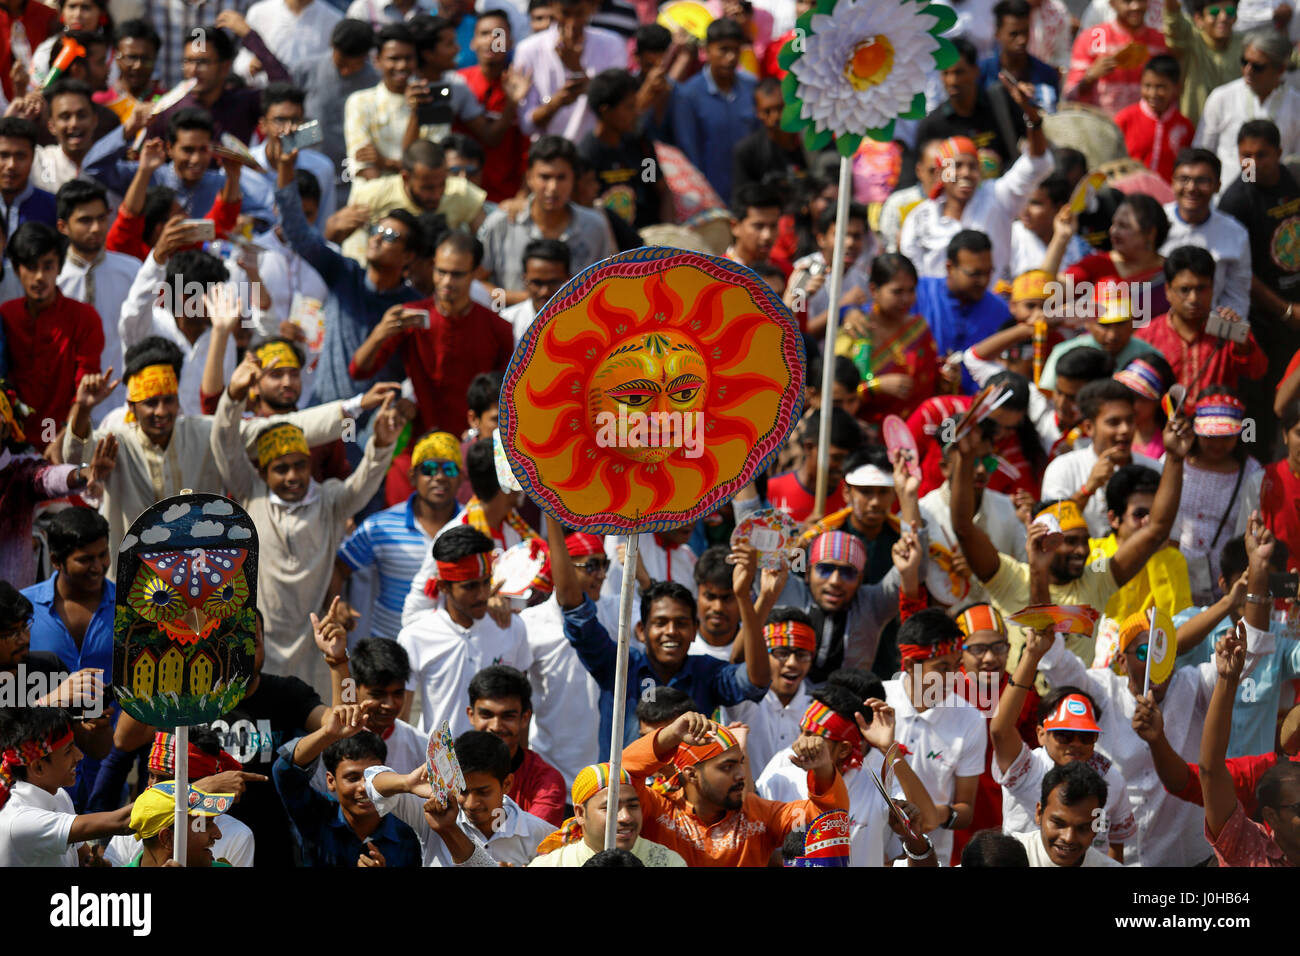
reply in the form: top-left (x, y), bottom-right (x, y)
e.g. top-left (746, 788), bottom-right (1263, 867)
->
top-left (529, 762), bottom-right (686, 867)
top-left (126, 782), bottom-right (234, 867)
top-left (212, 349), bottom-right (405, 694)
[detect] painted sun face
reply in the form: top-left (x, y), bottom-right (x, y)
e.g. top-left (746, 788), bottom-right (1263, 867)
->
top-left (587, 331), bottom-right (709, 464)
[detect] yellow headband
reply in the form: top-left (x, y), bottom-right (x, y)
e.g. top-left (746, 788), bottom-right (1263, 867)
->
top-left (1011, 269), bottom-right (1053, 303)
top-left (1035, 500), bottom-right (1087, 533)
top-left (256, 422), bottom-right (310, 468)
top-left (0, 389), bottom-right (24, 443)
top-left (126, 364), bottom-right (179, 404)
top-left (412, 431), bottom-right (463, 470)
top-left (255, 341), bottom-right (302, 371)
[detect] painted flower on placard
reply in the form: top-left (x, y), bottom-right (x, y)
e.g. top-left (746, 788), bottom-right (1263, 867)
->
top-left (779, 0), bottom-right (958, 156)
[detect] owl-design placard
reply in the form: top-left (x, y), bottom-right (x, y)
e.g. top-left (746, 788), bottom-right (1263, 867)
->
top-left (113, 493), bottom-right (259, 726)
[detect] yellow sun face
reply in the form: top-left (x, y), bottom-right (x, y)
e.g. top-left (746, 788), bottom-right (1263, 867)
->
top-left (845, 34), bottom-right (894, 91)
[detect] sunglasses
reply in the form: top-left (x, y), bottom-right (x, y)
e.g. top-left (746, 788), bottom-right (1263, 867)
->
top-left (1048, 729), bottom-right (1097, 745)
top-left (368, 223), bottom-right (404, 243)
top-left (418, 460), bottom-right (460, 478)
top-left (449, 163), bottom-right (480, 177)
top-left (574, 558), bottom-right (610, 574)
top-left (978, 454), bottom-right (998, 474)
top-left (1131, 642), bottom-right (1149, 663)
top-left (1241, 56), bottom-right (1273, 73)
top-left (965, 641), bottom-right (1009, 657)
top-left (814, 562), bottom-right (860, 581)
top-left (1206, 4), bottom-right (1236, 15)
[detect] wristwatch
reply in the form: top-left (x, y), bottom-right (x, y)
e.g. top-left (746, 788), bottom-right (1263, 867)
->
top-left (942, 805), bottom-right (959, 829)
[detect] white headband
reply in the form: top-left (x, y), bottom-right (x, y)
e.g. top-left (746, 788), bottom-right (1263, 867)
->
top-left (844, 464), bottom-right (895, 488)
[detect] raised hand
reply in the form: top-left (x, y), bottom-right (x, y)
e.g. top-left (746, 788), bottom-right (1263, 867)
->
top-left (1162, 411), bottom-right (1194, 462)
top-left (87, 434), bottom-right (119, 490)
top-left (45, 668), bottom-right (105, 709)
top-left (664, 711), bottom-right (715, 749)
top-left (502, 67), bottom-right (532, 105)
top-left (75, 367), bottom-right (122, 410)
top-left (1245, 510), bottom-right (1276, 569)
top-left (891, 531), bottom-right (923, 579)
top-left (140, 137), bottom-right (168, 171)
top-left (856, 697), bottom-right (895, 752)
top-left (1214, 624), bottom-right (1247, 682)
top-left (789, 734), bottom-right (834, 775)
top-left (730, 543), bottom-right (758, 597)
top-left (423, 793), bottom-right (460, 834)
top-left (214, 9), bottom-right (252, 36)
top-left (371, 391), bottom-right (403, 447)
top-left (190, 770), bottom-right (268, 799)
top-left (1131, 692), bottom-right (1164, 743)
top-left (360, 382), bottom-right (401, 411)
top-left (311, 598), bottom-right (349, 661)
top-left (227, 351), bottom-right (264, 402)
top-left (205, 283), bottom-right (243, 335)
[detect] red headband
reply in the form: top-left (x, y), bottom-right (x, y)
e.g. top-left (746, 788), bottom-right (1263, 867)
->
top-left (565, 533), bottom-right (604, 558)
top-left (0, 724), bottom-right (75, 810)
top-left (800, 702), bottom-right (863, 770)
top-left (899, 636), bottom-right (964, 665)
top-left (148, 731), bottom-right (241, 779)
top-left (435, 552), bottom-right (494, 582)
top-left (764, 621), bottom-right (817, 653)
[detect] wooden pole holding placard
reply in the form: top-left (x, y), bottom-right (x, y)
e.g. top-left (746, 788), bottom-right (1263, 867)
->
top-left (1142, 608), bottom-right (1156, 698)
top-left (172, 724), bottom-right (188, 866)
top-left (604, 532), bottom-right (640, 851)
top-left (812, 157), bottom-right (854, 518)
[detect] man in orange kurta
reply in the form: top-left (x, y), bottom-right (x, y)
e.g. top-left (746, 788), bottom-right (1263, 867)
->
top-left (621, 712), bottom-right (850, 867)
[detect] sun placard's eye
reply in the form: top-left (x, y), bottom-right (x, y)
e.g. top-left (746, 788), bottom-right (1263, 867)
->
top-left (605, 378), bottom-right (660, 409)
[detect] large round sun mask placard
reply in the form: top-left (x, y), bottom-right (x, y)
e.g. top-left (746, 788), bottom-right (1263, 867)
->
top-left (500, 249), bottom-right (804, 534)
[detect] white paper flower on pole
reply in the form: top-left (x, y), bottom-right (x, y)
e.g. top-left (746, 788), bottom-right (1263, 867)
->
top-left (779, 0), bottom-right (958, 157)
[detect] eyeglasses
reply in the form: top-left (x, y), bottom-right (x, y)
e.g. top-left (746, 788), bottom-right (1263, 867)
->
top-left (1206, 4), bottom-right (1236, 15)
top-left (0, 620), bottom-right (30, 641)
top-left (1172, 174), bottom-right (1216, 189)
top-left (814, 562), bottom-right (860, 581)
top-left (369, 224), bottom-right (404, 244)
top-left (1048, 730), bottom-right (1097, 745)
top-left (418, 459), bottom-right (460, 478)
top-left (965, 641), bottom-right (1009, 658)
top-left (1241, 56), bottom-right (1273, 73)
top-left (449, 163), bottom-right (480, 177)
top-left (771, 647), bottom-right (814, 663)
top-left (574, 558), bottom-right (610, 574)
top-left (182, 56), bottom-right (218, 68)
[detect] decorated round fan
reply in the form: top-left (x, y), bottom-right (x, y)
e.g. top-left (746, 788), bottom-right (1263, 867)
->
top-left (730, 507), bottom-right (800, 571)
top-left (1008, 604), bottom-right (1101, 636)
top-left (657, 0), bottom-right (713, 41)
top-left (882, 414), bottom-right (920, 479)
top-left (493, 427), bottom-right (522, 494)
top-left (492, 539), bottom-right (549, 609)
top-left (925, 541), bottom-right (970, 606)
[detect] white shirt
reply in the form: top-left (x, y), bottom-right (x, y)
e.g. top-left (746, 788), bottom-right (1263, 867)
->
top-left (1010, 827), bottom-right (1124, 867)
top-left (0, 781), bottom-right (78, 867)
top-left (1159, 203), bottom-right (1252, 319)
top-left (364, 767), bottom-right (555, 866)
top-left (521, 594), bottom-right (603, 787)
top-left (756, 745), bottom-right (898, 867)
top-left (993, 743), bottom-right (1138, 848)
top-left (1035, 624), bottom-right (1273, 866)
top-left (58, 248), bottom-right (141, 425)
top-left (689, 635), bottom-right (733, 661)
top-left (32, 145), bottom-right (85, 197)
top-left (308, 717), bottom-right (425, 792)
top-left (104, 813), bottom-right (255, 867)
top-left (884, 678), bottom-right (987, 864)
top-left (724, 683), bottom-right (812, 778)
top-left (344, 0), bottom-right (435, 27)
top-left (398, 607), bottom-right (532, 736)
top-left (1196, 78), bottom-right (1300, 198)
top-left (400, 518), bottom-right (536, 627)
top-left (948, 0), bottom-right (1000, 59)
top-left (919, 482), bottom-right (1027, 605)
top-left (1041, 445), bottom-right (1164, 538)
top-left (501, 298), bottom-right (537, 345)
top-left (236, 0), bottom-right (342, 81)
top-left (899, 148), bottom-right (1055, 284)
top-left (1009, 220), bottom-right (1091, 278)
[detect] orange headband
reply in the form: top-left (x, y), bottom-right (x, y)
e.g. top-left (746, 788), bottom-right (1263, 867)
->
top-left (956, 604), bottom-right (1007, 638)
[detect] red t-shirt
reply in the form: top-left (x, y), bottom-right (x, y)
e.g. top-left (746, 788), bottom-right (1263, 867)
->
top-left (457, 65), bottom-right (529, 203)
top-left (509, 748), bottom-right (566, 827)
top-left (1113, 101), bottom-right (1195, 183)
top-left (1, 291), bottom-right (103, 436)
top-left (1171, 751), bottom-right (1300, 820)
top-left (0, 2), bottom-right (59, 102)
top-left (766, 471), bottom-right (845, 523)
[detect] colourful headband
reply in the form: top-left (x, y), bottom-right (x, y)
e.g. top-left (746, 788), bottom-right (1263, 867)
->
top-left (1011, 270), bottom-right (1053, 303)
top-left (412, 431), bottom-right (463, 470)
top-left (800, 701), bottom-right (864, 770)
top-left (1193, 394), bottom-right (1246, 437)
top-left (809, 531), bottom-right (866, 574)
top-left (565, 532), bottom-right (604, 558)
top-left (790, 810), bottom-right (852, 866)
top-left (435, 551), bottom-right (494, 582)
top-left (1035, 500), bottom-right (1087, 533)
top-left (256, 422), bottom-right (309, 468)
top-left (956, 604), bottom-right (1007, 638)
top-left (929, 136), bottom-right (978, 199)
top-left (126, 364), bottom-right (179, 404)
top-left (1114, 357), bottom-right (1166, 402)
top-left (764, 620), bottom-right (817, 653)
top-left (130, 782), bottom-right (235, 841)
top-left (0, 387), bottom-right (25, 443)
top-left (672, 726), bottom-right (741, 776)
top-left (535, 762), bottom-right (636, 856)
top-left (255, 340), bottom-right (302, 371)
top-left (0, 723), bottom-right (75, 810)
top-left (1092, 281), bottom-right (1133, 324)
top-left (148, 731), bottom-right (241, 780)
top-left (899, 636), bottom-right (964, 666)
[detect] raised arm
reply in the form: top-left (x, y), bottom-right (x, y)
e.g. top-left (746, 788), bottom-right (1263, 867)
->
top-left (1039, 207), bottom-right (1079, 279)
top-left (949, 429), bottom-right (1002, 581)
top-left (1110, 414), bottom-right (1191, 587)
top-left (1131, 692), bottom-right (1193, 797)
top-left (731, 545), bottom-right (770, 689)
top-left (1200, 629), bottom-right (1247, 838)
top-left (268, 134), bottom-right (343, 281)
top-left (211, 352), bottom-right (264, 501)
top-left (546, 515), bottom-right (583, 609)
top-left (991, 626), bottom-right (1051, 772)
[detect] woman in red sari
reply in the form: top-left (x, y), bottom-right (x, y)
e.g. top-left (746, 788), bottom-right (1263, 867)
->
top-left (1255, 399), bottom-right (1300, 575)
top-left (837, 253), bottom-right (941, 430)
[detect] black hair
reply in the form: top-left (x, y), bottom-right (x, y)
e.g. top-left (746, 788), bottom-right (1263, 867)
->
top-left (431, 524), bottom-right (495, 564)
top-left (987, 370), bottom-right (1030, 413)
top-left (767, 605), bottom-right (814, 629)
top-left (323, 731), bottom-right (387, 775)
top-left (350, 637), bottom-right (411, 689)
top-left (0, 707), bottom-right (74, 782)
top-left (409, 13), bottom-right (456, 56)
top-left (1256, 762), bottom-right (1300, 816)
top-left (164, 249), bottom-right (229, 290)
top-left (587, 68), bottom-right (639, 115)
top-left (382, 207), bottom-right (430, 257)
top-left (635, 685), bottom-right (697, 726)
top-left (868, 252), bottom-right (918, 287)
top-left (1078, 378), bottom-right (1134, 421)
top-left (1220, 535), bottom-right (1249, 583)
top-left (781, 828), bottom-right (806, 863)
top-left (192, 24), bottom-right (235, 61)
top-left (1143, 53), bottom-right (1181, 85)
top-left (7, 222), bottom-right (66, 270)
top-left (1163, 244), bottom-right (1217, 284)
top-left (47, 507), bottom-right (110, 565)
top-left (441, 133), bottom-right (485, 165)
top-left (946, 229), bottom-right (992, 261)
top-left (376, 22), bottom-right (417, 51)
top-left (63, 29), bottom-right (109, 57)
top-left (0, 117), bottom-right (39, 150)
top-left (1057, 346), bottom-right (1115, 383)
top-left (705, 16), bottom-right (746, 45)
top-left (802, 406), bottom-right (864, 453)
top-left (755, 76), bottom-right (782, 99)
top-left (467, 664), bottom-right (532, 712)
top-left (142, 186), bottom-right (178, 243)
top-left (1282, 397), bottom-right (1300, 433)
top-left (522, 237), bottom-right (570, 272)
top-left (113, 18), bottom-right (161, 53)
top-left (1104, 464), bottom-right (1160, 518)
top-left (0, 581), bottom-right (34, 631)
top-left (331, 18), bottom-right (375, 57)
top-left (124, 336), bottom-right (184, 381)
top-left (1172, 146), bottom-right (1222, 182)
top-left (950, 36), bottom-right (978, 66)
top-left (832, 355), bottom-right (861, 394)
top-left (639, 580), bottom-right (697, 629)
top-left (897, 607), bottom-right (964, 648)
top-left (1118, 193), bottom-right (1170, 250)
top-left (476, 7), bottom-right (514, 30)
top-left (1037, 685), bottom-right (1103, 726)
top-left (1040, 759), bottom-right (1108, 811)
top-left (635, 22), bottom-right (671, 53)
top-left (842, 442), bottom-right (891, 480)
top-left (825, 667), bottom-right (886, 703)
top-left (166, 107), bottom-right (214, 144)
top-left (960, 829), bottom-right (1030, 867)
top-left (1052, 147), bottom-right (1088, 181)
top-left (467, 372), bottom-right (502, 417)
top-left (993, 0), bottom-right (1031, 25)
top-left (731, 181), bottom-right (783, 222)
top-left (528, 134), bottom-right (578, 171)
top-left (464, 437), bottom-right (500, 501)
top-left (402, 138), bottom-right (446, 173)
top-left (454, 729), bottom-right (512, 781)
top-left (814, 201), bottom-right (867, 236)
top-left (55, 178), bottom-right (107, 223)
top-left (1036, 174), bottom-right (1072, 208)
top-left (188, 726), bottom-right (222, 758)
top-left (1239, 118), bottom-right (1282, 149)
top-left (582, 848), bottom-right (645, 866)
top-left (294, 168), bottom-right (321, 205)
top-left (260, 82), bottom-right (305, 116)
top-left (811, 681), bottom-right (870, 729)
top-left (693, 545), bottom-right (735, 590)
top-left (435, 228), bottom-right (484, 269)
top-left (43, 77), bottom-right (94, 110)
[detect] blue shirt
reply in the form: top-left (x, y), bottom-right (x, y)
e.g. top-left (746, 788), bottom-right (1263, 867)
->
top-left (455, 14), bottom-right (477, 69)
top-left (670, 67), bottom-right (758, 204)
top-left (337, 495), bottom-right (461, 639)
top-left (915, 276), bottom-right (1012, 392)
top-left (977, 50), bottom-right (1060, 113)
top-left (22, 574), bottom-right (116, 675)
top-left (272, 751), bottom-right (422, 867)
top-left (562, 596), bottom-right (765, 759)
top-left (1173, 608), bottom-right (1300, 758)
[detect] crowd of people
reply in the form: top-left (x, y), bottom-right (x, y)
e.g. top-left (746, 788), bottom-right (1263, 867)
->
top-left (1, 0), bottom-right (1300, 870)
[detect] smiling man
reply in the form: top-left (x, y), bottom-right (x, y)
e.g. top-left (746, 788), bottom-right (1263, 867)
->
top-left (126, 782), bottom-right (233, 868)
top-left (1010, 761), bottom-right (1122, 866)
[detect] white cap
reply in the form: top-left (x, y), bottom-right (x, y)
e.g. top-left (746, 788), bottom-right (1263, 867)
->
top-left (844, 464), bottom-right (895, 488)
